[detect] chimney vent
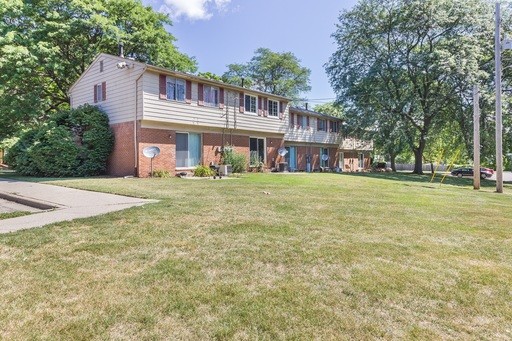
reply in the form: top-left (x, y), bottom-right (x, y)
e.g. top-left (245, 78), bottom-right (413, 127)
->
top-left (118, 43), bottom-right (124, 58)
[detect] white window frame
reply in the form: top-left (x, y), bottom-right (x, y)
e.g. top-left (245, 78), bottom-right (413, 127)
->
top-left (203, 85), bottom-right (219, 107)
top-left (245, 94), bottom-right (257, 114)
top-left (358, 153), bottom-right (364, 169)
top-left (95, 83), bottom-right (103, 102)
top-left (176, 132), bottom-right (202, 169)
top-left (166, 77), bottom-right (186, 102)
top-left (249, 137), bottom-right (266, 166)
top-left (268, 99), bottom-right (279, 117)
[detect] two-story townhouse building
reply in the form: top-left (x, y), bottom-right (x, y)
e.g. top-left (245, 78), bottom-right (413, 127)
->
top-left (285, 107), bottom-right (372, 172)
top-left (69, 53), bottom-right (371, 177)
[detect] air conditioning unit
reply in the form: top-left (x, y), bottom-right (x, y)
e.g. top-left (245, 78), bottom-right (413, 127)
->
top-left (219, 165), bottom-right (232, 176)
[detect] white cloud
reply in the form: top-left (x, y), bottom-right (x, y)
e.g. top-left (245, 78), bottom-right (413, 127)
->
top-left (159, 0), bottom-right (232, 21)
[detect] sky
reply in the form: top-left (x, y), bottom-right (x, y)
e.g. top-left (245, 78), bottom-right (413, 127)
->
top-left (142, 0), bottom-right (360, 107)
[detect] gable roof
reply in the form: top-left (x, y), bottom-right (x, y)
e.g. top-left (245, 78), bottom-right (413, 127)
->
top-left (69, 53), bottom-right (291, 102)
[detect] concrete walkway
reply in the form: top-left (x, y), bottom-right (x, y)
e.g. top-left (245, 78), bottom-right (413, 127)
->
top-left (0, 178), bottom-right (156, 233)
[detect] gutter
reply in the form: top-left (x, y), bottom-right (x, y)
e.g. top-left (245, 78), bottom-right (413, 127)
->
top-left (134, 66), bottom-right (147, 177)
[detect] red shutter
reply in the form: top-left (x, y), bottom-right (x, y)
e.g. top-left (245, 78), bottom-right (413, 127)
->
top-left (101, 81), bottom-right (106, 101)
top-left (279, 101), bottom-right (285, 120)
top-left (290, 112), bottom-right (294, 128)
top-left (306, 116), bottom-right (310, 128)
top-left (159, 74), bottom-right (166, 100)
top-left (239, 92), bottom-right (245, 113)
top-left (258, 97), bottom-right (262, 116)
top-left (263, 98), bottom-right (268, 117)
top-left (219, 87), bottom-right (224, 109)
top-left (198, 83), bottom-right (204, 106)
top-left (185, 80), bottom-right (192, 104)
top-left (93, 85), bottom-right (97, 103)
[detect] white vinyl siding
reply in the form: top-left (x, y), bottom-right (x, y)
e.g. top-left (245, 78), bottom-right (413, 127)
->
top-left (141, 72), bottom-right (287, 134)
top-left (69, 54), bottom-right (145, 124)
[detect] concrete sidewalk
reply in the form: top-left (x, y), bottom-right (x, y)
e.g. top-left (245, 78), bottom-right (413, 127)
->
top-left (0, 178), bottom-right (156, 233)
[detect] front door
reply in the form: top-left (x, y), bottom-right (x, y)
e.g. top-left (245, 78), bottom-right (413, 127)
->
top-left (285, 146), bottom-right (297, 171)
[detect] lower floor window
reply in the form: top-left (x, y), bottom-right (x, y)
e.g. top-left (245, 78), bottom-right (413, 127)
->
top-left (358, 153), bottom-right (364, 169)
top-left (250, 137), bottom-right (265, 165)
top-left (176, 132), bottom-right (201, 167)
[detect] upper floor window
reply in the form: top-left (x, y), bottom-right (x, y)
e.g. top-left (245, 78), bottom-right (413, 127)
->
top-left (331, 121), bottom-right (339, 133)
top-left (167, 77), bottom-right (186, 102)
top-left (245, 94), bottom-right (257, 113)
top-left (297, 115), bottom-right (308, 129)
top-left (99, 60), bottom-right (104, 72)
top-left (245, 95), bottom-right (258, 114)
top-left (317, 119), bottom-right (326, 132)
top-left (268, 100), bottom-right (279, 117)
top-left (203, 85), bottom-right (219, 107)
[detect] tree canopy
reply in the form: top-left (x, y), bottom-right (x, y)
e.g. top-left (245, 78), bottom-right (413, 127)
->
top-left (0, 0), bottom-right (197, 140)
top-left (326, 0), bottom-right (494, 174)
top-left (222, 48), bottom-right (311, 99)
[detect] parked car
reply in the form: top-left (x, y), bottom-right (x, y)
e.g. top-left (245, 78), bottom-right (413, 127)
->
top-left (451, 167), bottom-right (493, 179)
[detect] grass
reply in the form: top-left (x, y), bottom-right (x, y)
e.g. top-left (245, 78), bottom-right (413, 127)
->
top-left (1, 172), bottom-right (512, 339)
top-left (0, 211), bottom-right (32, 220)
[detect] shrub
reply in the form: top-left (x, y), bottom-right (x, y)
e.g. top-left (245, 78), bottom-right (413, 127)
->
top-left (193, 165), bottom-right (214, 177)
top-left (7, 104), bottom-right (114, 177)
top-left (151, 169), bottom-right (171, 178)
top-left (222, 148), bottom-right (247, 173)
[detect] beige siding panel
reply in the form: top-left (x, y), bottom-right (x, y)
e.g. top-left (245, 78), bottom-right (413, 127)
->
top-left (284, 127), bottom-right (342, 145)
top-left (142, 72), bottom-right (287, 134)
top-left (70, 55), bottom-right (145, 124)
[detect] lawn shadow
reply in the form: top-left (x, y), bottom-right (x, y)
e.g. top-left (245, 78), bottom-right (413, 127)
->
top-left (338, 171), bottom-right (512, 191)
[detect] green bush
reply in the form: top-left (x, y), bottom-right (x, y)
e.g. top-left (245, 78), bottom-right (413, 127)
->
top-left (193, 164), bottom-right (214, 177)
top-left (222, 148), bottom-right (247, 173)
top-left (7, 105), bottom-right (114, 177)
top-left (151, 169), bottom-right (172, 178)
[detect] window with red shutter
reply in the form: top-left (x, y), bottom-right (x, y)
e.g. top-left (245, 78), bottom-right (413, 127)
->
top-left (101, 81), bottom-right (106, 101)
top-left (198, 83), bottom-right (204, 106)
top-left (186, 80), bottom-right (192, 103)
top-left (159, 74), bottom-right (166, 100)
top-left (219, 88), bottom-right (224, 109)
top-left (239, 92), bottom-right (245, 113)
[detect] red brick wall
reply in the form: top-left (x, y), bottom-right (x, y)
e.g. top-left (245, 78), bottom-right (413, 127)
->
top-left (266, 138), bottom-right (284, 168)
top-left (203, 133), bottom-right (223, 166)
top-left (138, 128), bottom-right (175, 177)
top-left (108, 122), bottom-right (136, 176)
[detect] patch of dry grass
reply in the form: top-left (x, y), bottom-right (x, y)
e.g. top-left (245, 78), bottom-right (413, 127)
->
top-left (1, 173), bottom-right (512, 339)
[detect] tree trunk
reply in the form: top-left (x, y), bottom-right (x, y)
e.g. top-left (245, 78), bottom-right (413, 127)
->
top-left (390, 153), bottom-right (397, 172)
top-left (413, 137), bottom-right (426, 174)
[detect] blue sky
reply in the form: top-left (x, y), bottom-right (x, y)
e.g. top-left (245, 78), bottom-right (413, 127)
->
top-left (142, 0), bottom-right (359, 106)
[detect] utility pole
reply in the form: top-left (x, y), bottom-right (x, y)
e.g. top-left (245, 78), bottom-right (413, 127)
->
top-left (474, 85), bottom-right (481, 190)
top-left (495, 1), bottom-right (504, 193)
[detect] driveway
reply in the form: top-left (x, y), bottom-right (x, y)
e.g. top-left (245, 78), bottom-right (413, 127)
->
top-left (0, 178), bottom-right (156, 233)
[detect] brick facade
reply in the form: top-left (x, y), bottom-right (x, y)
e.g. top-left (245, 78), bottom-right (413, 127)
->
top-left (108, 123), bottom-right (370, 177)
top-left (108, 122), bottom-right (136, 176)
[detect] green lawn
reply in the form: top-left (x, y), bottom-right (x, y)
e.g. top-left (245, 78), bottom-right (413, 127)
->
top-left (1, 173), bottom-right (512, 339)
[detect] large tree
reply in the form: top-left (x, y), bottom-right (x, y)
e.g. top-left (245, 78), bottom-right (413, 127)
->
top-left (326, 0), bottom-right (493, 174)
top-left (222, 48), bottom-right (311, 99)
top-left (0, 0), bottom-right (197, 140)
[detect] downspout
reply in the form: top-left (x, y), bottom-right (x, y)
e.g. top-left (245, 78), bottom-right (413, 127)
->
top-left (135, 66), bottom-right (147, 177)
